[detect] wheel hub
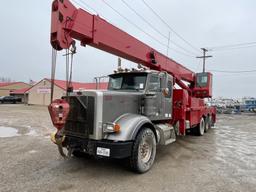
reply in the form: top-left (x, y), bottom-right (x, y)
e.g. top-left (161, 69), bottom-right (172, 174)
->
top-left (139, 139), bottom-right (152, 163)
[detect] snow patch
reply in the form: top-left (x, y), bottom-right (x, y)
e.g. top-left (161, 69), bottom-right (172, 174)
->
top-left (0, 126), bottom-right (20, 138)
top-left (28, 150), bottom-right (38, 154)
top-left (25, 126), bottom-right (39, 136)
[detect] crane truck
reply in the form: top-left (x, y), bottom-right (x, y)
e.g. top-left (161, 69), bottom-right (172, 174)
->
top-left (48, 0), bottom-right (216, 173)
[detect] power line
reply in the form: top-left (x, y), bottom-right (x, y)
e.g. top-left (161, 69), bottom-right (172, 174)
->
top-left (141, 0), bottom-right (200, 53)
top-left (170, 46), bottom-right (195, 58)
top-left (101, 0), bottom-right (168, 47)
top-left (120, 0), bottom-right (197, 56)
top-left (72, 0), bottom-right (99, 15)
top-left (100, 0), bottom-right (195, 58)
top-left (208, 41), bottom-right (256, 50)
top-left (166, 32), bottom-right (171, 57)
top-left (102, 0), bottom-right (167, 47)
top-left (73, 0), bottom-right (195, 58)
top-left (121, 0), bottom-right (168, 39)
top-left (210, 69), bottom-right (256, 73)
top-left (209, 44), bottom-right (256, 52)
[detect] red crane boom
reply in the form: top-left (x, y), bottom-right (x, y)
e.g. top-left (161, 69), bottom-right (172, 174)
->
top-left (50, 0), bottom-right (199, 92)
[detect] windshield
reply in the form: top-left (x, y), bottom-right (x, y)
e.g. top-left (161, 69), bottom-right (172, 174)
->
top-left (108, 73), bottom-right (147, 91)
top-left (196, 73), bottom-right (208, 87)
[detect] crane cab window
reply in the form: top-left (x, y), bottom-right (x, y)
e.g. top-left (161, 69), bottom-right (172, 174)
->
top-left (196, 73), bottom-right (208, 87)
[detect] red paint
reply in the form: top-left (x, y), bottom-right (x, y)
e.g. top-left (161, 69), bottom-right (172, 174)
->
top-left (0, 82), bottom-right (29, 88)
top-left (48, 99), bottom-right (70, 130)
top-left (193, 73), bottom-right (213, 98)
top-left (9, 87), bottom-right (30, 94)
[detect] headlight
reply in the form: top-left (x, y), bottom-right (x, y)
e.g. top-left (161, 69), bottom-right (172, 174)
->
top-left (103, 122), bottom-right (121, 133)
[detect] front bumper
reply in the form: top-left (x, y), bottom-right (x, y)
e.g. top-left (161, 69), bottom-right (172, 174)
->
top-left (65, 136), bottom-right (133, 159)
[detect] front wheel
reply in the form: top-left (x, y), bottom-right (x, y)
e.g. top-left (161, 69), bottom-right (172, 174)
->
top-left (129, 128), bottom-right (156, 173)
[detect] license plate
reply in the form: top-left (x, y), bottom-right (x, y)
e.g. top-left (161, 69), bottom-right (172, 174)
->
top-left (96, 147), bottom-right (110, 157)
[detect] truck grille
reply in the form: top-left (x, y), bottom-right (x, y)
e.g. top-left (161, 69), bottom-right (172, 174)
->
top-left (64, 96), bottom-right (95, 137)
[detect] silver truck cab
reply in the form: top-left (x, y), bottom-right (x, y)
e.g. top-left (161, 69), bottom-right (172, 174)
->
top-left (62, 69), bottom-right (175, 173)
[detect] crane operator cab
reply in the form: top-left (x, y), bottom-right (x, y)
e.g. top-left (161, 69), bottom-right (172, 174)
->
top-left (193, 72), bottom-right (213, 98)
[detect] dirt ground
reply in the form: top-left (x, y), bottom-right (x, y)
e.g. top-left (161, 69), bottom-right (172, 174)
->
top-left (0, 104), bottom-right (255, 192)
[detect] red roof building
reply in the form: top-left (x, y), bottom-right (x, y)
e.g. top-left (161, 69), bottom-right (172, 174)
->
top-left (26, 78), bottom-right (108, 105)
top-left (45, 79), bottom-right (108, 90)
top-left (0, 82), bottom-right (31, 96)
top-left (10, 87), bottom-right (31, 94)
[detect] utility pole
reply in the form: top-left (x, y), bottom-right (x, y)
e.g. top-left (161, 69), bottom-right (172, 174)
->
top-left (196, 48), bottom-right (212, 72)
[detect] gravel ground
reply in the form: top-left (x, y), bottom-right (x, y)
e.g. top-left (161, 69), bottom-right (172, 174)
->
top-left (0, 104), bottom-right (256, 192)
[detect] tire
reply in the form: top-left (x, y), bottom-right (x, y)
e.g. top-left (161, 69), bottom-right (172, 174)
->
top-left (205, 116), bottom-right (211, 132)
top-left (208, 116), bottom-right (212, 129)
top-left (129, 128), bottom-right (156, 173)
top-left (196, 117), bottom-right (205, 136)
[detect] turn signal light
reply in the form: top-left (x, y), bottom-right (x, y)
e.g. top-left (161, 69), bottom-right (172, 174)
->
top-left (113, 124), bottom-right (121, 132)
top-left (103, 123), bottom-right (121, 133)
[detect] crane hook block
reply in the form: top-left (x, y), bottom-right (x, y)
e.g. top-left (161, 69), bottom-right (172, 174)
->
top-left (48, 99), bottom-right (70, 130)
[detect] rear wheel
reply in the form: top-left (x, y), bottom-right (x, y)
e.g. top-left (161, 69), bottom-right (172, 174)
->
top-left (205, 116), bottom-right (211, 132)
top-left (196, 117), bottom-right (205, 136)
top-left (129, 128), bottom-right (156, 173)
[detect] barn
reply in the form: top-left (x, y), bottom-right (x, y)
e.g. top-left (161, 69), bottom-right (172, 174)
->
top-left (27, 78), bottom-right (108, 106)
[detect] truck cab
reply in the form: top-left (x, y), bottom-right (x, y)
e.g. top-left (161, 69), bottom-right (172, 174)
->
top-left (50, 70), bottom-right (175, 173)
top-left (108, 70), bottom-right (173, 120)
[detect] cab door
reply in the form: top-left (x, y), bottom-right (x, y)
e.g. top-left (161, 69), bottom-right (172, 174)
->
top-left (160, 73), bottom-right (173, 119)
top-left (145, 73), bottom-right (173, 120)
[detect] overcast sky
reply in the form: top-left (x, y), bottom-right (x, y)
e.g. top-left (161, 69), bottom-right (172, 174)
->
top-left (0, 0), bottom-right (255, 98)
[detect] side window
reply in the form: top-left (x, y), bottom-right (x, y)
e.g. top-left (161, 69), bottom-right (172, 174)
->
top-left (148, 75), bottom-right (160, 92)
